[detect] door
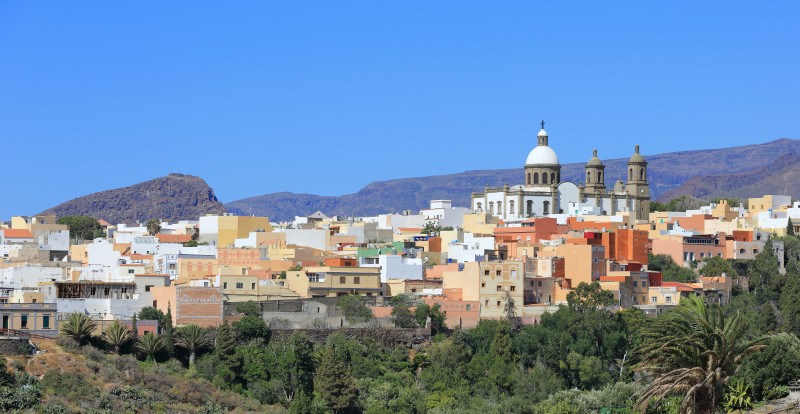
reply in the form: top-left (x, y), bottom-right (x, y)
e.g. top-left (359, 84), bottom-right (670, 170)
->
top-left (2, 315), bottom-right (9, 329)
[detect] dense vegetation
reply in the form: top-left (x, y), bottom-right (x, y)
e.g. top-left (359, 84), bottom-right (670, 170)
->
top-left (8, 233), bottom-right (800, 412)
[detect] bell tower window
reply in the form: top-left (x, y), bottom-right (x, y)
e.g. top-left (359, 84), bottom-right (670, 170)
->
top-left (534, 173), bottom-right (539, 184)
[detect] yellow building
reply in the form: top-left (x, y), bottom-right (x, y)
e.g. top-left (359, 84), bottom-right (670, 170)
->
top-left (204, 215), bottom-right (273, 248)
top-left (442, 262), bottom-right (480, 302)
top-left (748, 195), bottom-right (792, 214)
top-left (0, 302), bottom-right (57, 335)
top-left (285, 266), bottom-right (383, 298)
top-left (461, 213), bottom-right (499, 235)
top-left (477, 261), bottom-right (525, 319)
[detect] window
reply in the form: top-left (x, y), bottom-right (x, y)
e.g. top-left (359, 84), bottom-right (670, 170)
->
top-left (481, 282), bottom-right (486, 288)
top-left (21, 315), bottom-right (28, 329)
top-left (42, 315), bottom-right (50, 329)
top-left (484, 269), bottom-right (490, 276)
top-left (534, 173), bottom-right (539, 184)
top-left (496, 301), bottom-right (501, 306)
top-left (145, 285), bottom-right (153, 292)
top-left (739, 248), bottom-right (745, 254)
top-left (251, 283), bottom-right (256, 290)
top-left (223, 283), bottom-right (227, 289)
top-left (651, 296), bottom-right (657, 304)
top-left (510, 286), bottom-right (516, 292)
top-left (353, 277), bottom-right (360, 285)
top-left (497, 201), bottom-right (503, 214)
top-left (633, 281), bottom-right (637, 287)
top-left (537, 281), bottom-right (542, 287)
top-left (542, 173), bottom-right (548, 184)
top-left (488, 202), bottom-right (494, 214)
top-left (665, 296), bottom-right (673, 303)
top-left (527, 173), bottom-right (531, 184)
top-left (509, 201), bottom-right (515, 215)
top-left (543, 201), bottom-right (550, 215)
top-left (466, 304), bottom-right (471, 311)
top-left (128, 269), bottom-right (135, 274)
top-left (753, 249), bottom-right (759, 254)
top-left (510, 269), bottom-right (517, 277)
top-left (241, 268), bottom-right (247, 275)
top-left (551, 172), bottom-right (555, 183)
top-left (485, 300), bottom-right (489, 306)
top-left (497, 286), bottom-right (502, 291)
top-left (168, 264), bottom-right (176, 270)
top-left (527, 200), bottom-right (533, 215)
top-left (340, 276), bottom-right (346, 284)
top-left (496, 270), bottom-right (502, 276)
top-left (236, 282), bottom-right (244, 289)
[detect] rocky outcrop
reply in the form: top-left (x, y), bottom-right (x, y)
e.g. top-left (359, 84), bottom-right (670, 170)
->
top-left (40, 173), bottom-right (228, 224)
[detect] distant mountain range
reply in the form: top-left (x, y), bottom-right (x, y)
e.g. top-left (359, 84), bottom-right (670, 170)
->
top-left (227, 138), bottom-right (800, 220)
top-left (40, 173), bottom-right (227, 224)
top-left (38, 139), bottom-right (800, 223)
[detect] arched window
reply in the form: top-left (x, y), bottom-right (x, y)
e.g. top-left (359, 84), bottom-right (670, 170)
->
top-left (587, 172), bottom-right (591, 183)
top-left (527, 173), bottom-right (531, 185)
top-left (640, 169), bottom-right (645, 180)
top-left (497, 201), bottom-right (503, 215)
top-left (542, 173), bottom-right (548, 184)
top-left (488, 202), bottom-right (494, 214)
top-left (599, 172), bottom-right (603, 182)
top-left (509, 201), bottom-right (515, 215)
top-left (543, 201), bottom-right (550, 215)
top-left (533, 173), bottom-right (539, 184)
top-left (629, 168), bottom-right (633, 180)
top-left (526, 200), bottom-right (533, 216)
top-left (551, 172), bottom-right (556, 184)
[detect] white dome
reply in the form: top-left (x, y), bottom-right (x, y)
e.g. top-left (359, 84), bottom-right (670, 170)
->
top-left (526, 145), bottom-right (559, 165)
top-left (537, 128), bottom-right (548, 137)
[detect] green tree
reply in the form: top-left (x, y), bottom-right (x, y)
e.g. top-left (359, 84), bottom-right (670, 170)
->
top-left (59, 312), bottom-right (97, 345)
top-left (567, 282), bottom-right (616, 312)
top-left (102, 321), bottom-right (133, 354)
top-left (175, 324), bottom-right (212, 369)
top-left (634, 295), bottom-right (769, 413)
top-left (215, 322), bottom-right (242, 379)
top-left (235, 301), bottom-right (262, 317)
top-left (735, 332), bottom-right (800, 401)
top-left (135, 332), bottom-right (165, 364)
top-left (315, 346), bottom-right (359, 413)
top-left (421, 222), bottom-right (441, 235)
top-left (131, 313), bottom-right (138, 338)
top-left (146, 218), bottom-right (161, 236)
top-left (391, 305), bottom-right (418, 328)
top-left (163, 303), bottom-right (175, 356)
top-left (699, 256), bottom-right (738, 277)
top-left (337, 295), bottom-right (372, 324)
top-left (138, 306), bottom-right (166, 323)
top-left (277, 332), bottom-right (316, 403)
top-left (788, 219), bottom-right (796, 237)
top-left (58, 215), bottom-right (102, 241)
top-left (414, 302), bottom-right (447, 334)
top-left (750, 239), bottom-right (783, 302)
top-left (232, 315), bottom-right (271, 343)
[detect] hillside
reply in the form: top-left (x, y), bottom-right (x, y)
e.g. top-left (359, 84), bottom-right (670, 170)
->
top-left (227, 138), bottom-right (800, 221)
top-left (2, 338), bottom-right (267, 413)
top-left (40, 173), bottom-right (228, 224)
top-left (659, 152), bottom-right (800, 201)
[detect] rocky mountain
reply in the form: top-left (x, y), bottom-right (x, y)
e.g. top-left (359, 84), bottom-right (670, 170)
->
top-left (227, 138), bottom-right (800, 221)
top-left (40, 173), bottom-right (227, 224)
top-left (658, 152), bottom-right (800, 202)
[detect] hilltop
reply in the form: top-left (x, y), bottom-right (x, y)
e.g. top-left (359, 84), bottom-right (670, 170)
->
top-left (39, 173), bottom-right (228, 224)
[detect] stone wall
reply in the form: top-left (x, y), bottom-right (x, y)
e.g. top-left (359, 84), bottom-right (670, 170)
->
top-left (0, 338), bottom-right (34, 355)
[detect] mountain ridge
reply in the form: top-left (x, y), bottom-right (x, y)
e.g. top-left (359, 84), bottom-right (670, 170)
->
top-left (227, 138), bottom-right (800, 220)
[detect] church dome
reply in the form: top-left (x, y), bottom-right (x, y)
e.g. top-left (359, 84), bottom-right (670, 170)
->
top-left (587, 149), bottom-right (603, 166)
top-left (629, 145), bottom-right (645, 163)
top-left (526, 145), bottom-right (559, 165)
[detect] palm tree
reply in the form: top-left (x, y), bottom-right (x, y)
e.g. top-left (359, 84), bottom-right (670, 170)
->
top-left (175, 324), bottom-right (212, 369)
top-left (634, 295), bottom-right (769, 413)
top-left (135, 332), bottom-right (165, 364)
top-left (102, 321), bottom-right (133, 354)
top-left (60, 312), bottom-right (97, 345)
top-left (146, 218), bottom-right (161, 236)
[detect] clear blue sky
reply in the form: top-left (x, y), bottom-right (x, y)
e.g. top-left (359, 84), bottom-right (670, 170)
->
top-left (2, 1), bottom-right (799, 219)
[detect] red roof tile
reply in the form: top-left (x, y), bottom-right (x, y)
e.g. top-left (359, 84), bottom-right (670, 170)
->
top-left (2, 229), bottom-right (33, 239)
top-left (156, 234), bottom-right (192, 243)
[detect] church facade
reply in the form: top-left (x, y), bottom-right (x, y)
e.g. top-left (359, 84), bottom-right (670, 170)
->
top-left (470, 124), bottom-right (650, 221)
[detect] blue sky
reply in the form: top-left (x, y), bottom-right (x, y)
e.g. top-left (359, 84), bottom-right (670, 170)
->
top-left (1, 1), bottom-right (799, 219)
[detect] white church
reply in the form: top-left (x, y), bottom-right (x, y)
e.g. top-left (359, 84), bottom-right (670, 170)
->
top-left (470, 122), bottom-right (651, 221)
